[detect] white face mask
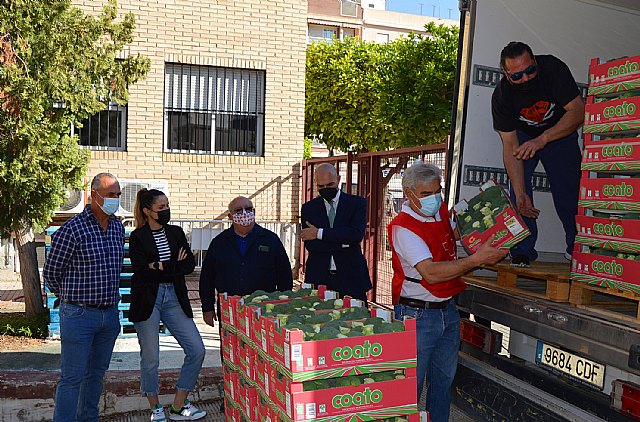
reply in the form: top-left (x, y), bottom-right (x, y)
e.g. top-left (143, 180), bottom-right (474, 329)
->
top-left (95, 192), bottom-right (120, 216)
top-left (231, 210), bottom-right (255, 227)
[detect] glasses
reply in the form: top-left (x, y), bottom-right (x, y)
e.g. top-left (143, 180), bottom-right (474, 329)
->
top-left (231, 207), bottom-right (254, 215)
top-left (506, 64), bottom-right (537, 81)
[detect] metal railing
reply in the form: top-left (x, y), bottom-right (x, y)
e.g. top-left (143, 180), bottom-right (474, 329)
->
top-left (152, 219), bottom-right (300, 270)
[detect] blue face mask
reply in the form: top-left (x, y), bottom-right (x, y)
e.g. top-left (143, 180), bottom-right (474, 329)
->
top-left (95, 192), bottom-right (120, 216)
top-left (417, 193), bottom-right (442, 216)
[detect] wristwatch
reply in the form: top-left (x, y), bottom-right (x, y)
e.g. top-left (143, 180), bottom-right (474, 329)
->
top-left (153, 262), bottom-right (160, 270)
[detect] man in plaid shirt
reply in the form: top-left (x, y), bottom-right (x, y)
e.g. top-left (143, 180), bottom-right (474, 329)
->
top-left (44, 173), bottom-right (125, 422)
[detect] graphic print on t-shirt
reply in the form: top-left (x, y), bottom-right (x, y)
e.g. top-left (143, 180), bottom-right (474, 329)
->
top-left (519, 100), bottom-right (556, 127)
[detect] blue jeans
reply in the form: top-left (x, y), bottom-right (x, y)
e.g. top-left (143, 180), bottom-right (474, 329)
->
top-left (54, 302), bottom-right (120, 422)
top-left (509, 131), bottom-right (581, 260)
top-left (395, 300), bottom-right (460, 422)
top-left (134, 283), bottom-right (205, 395)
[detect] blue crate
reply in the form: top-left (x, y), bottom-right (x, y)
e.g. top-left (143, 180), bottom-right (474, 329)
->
top-left (49, 309), bottom-right (60, 323)
top-left (48, 322), bottom-right (60, 338)
top-left (46, 294), bottom-right (58, 308)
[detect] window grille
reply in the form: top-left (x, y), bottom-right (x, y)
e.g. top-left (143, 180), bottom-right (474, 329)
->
top-left (76, 103), bottom-right (127, 151)
top-left (164, 63), bottom-right (266, 156)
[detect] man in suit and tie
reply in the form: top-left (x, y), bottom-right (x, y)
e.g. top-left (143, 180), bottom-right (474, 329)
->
top-left (300, 163), bottom-right (372, 301)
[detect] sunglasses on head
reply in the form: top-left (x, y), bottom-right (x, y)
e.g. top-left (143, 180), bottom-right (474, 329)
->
top-left (506, 64), bottom-right (537, 81)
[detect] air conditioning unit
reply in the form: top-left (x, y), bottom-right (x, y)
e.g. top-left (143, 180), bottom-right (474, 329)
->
top-left (119, 179), bottom-right (170, 215)
top-left (55, 187), bottom-right (87, 214)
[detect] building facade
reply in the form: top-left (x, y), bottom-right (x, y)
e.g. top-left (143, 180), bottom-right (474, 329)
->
top-left (362, 8), bottom-right (456, 43)
top-left (70, 0), bottom-right (307, 222)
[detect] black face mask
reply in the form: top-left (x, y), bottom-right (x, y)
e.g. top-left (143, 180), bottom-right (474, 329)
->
top-left (154, 209), bottom-right (171, 225)
top-left (319, 187), bottom-right (338, 202)
top-left (512, 74), bottom-right (540, 92)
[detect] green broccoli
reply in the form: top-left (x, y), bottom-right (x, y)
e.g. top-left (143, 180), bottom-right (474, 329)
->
top-left (313, 327), bottom-right (340, 340)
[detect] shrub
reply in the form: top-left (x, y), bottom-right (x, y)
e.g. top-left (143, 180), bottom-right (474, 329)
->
top-left (0, 312), bottom-right (48, 338)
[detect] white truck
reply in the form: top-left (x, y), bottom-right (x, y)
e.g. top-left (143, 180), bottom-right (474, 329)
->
top-left (445, 0), bottom-right (640, 420)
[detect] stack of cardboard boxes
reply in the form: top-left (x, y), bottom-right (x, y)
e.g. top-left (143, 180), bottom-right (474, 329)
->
top-left (571, 54), bottom-right (640, 294)
top-left (219, 287), bottom-right (424, 422)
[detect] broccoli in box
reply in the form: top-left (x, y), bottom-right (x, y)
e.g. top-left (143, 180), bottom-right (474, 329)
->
top-left (225, 284), bottom-right (326, 340)
top-left (453, 180), bottom-right (530, 254)
top-left (267, 308), bottom-right (417, 382)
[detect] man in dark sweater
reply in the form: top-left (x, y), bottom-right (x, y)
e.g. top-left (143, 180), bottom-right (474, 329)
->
top-left (198, 196), bottom-right (293, 327)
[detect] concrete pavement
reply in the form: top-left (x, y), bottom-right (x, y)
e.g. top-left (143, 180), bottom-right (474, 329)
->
top-left (0, 274), bottom-right (224, 421)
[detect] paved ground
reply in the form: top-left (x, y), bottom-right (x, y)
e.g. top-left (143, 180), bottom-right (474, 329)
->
top-left (0, 272), bottom-right (476, 421)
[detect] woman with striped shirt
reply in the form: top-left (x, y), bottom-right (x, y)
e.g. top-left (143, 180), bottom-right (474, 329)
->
top-left (129, 189), bottom-right (206, 421)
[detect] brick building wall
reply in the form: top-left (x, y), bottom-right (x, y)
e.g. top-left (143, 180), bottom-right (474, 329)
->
top-left (73, 0), bottom-right (306, 221)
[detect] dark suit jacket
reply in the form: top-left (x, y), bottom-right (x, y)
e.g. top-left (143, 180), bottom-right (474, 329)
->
top-left (128, 223), bottom-right (196, 323)
top-left (301, 192), bottom-right (372, 299)
top-left (198, 224), bottom-right (293, 315)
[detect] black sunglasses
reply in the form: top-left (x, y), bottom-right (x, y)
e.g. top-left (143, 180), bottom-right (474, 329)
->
top-left (231, 207), bottom-right (254, 214)
top-left (506, 64), bottom-right (537, 81)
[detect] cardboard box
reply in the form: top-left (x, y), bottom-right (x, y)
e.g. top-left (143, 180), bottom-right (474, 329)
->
top-left (223, 364), bottom-right (240, 405)
top-left (571, 251), bottom-right (640, 294)
top-left (237, 382), bottom-right (259, 421)
top-left (267, 309), bottom-right (417, 382)
top-left (575, 215), bottom-right (640, 254)
top-left (579, 178), bottom-right (640, 212)
top-left (258, 392), bottom-right (277, 422)
top-left (584, 96), bottom-right (640, 134)
top-left (221, 328), bottom-right (238, 366)
top-left (238, 337), bottom-right (257, 382)
top-left (588, 55), bottom-right (640, 97)
top-left (223, 395), bottom-right (240, 422)
top-left (270, 371), bottom-right (418, 422)
top-left (453, 180), bottom-right (530, 253)
top-left (581, 136), bottom-right (640, 171)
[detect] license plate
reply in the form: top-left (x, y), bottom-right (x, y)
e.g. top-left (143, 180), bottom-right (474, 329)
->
top-left (536, 341), bottom-right (606, 390)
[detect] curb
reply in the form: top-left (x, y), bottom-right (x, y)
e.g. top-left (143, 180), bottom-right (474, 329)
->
top-left (0, 367), bottom-right (223, 421)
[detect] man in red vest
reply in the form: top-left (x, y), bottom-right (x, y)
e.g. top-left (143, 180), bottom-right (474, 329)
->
top-left (388, 161), bottom-right (507, 422)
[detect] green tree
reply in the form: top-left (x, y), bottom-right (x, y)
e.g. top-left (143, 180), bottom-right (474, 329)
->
top-left (305, 37), bottom-right (393, 153)
top-left (379, 22), bottom-right (459, 147)
top-left (305, 23), bottom-right (459, 152)
top-left (0, 0), bottom-right (150, 316)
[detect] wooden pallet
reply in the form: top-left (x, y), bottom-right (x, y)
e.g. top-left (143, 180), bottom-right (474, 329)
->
top-left (463, 261), bottom-right (571, 302)
top-left (570, 282), bottom-right (640, 322)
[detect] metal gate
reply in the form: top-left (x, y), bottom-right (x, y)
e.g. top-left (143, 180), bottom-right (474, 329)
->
top-left (300, 144), bottom-right (448, 306)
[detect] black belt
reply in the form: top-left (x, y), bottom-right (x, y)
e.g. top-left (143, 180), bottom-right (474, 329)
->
top-left (398, 296), bottom-right (451, 309)
top-left (62, 299), bottom-right (114, 310)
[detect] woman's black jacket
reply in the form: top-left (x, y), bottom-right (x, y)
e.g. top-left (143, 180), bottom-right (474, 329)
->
top-left (128, 223), bottom-right (196, 323)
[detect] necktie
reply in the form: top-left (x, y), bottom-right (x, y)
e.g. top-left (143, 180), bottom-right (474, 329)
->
top-left (328, 202), bottom-right (336, 228)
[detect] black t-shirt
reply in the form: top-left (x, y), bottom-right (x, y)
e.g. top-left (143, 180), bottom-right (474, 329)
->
top-left (491, 55), bottom-right (580, 138)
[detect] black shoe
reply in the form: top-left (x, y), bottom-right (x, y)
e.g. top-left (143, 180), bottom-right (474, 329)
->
top-left (510, 255), bottom-right (530, 268)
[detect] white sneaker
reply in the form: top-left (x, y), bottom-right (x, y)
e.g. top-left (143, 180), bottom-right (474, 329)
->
top-left (564, 252), bottom-right (572, 261)
top-left (151, 404), bottom-right (167, 421)
top-left (169, 400), bottom-right (207, 421)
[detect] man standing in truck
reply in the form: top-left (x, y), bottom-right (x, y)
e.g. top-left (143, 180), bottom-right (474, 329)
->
top-left (492, 41), bottom-right (584, 267)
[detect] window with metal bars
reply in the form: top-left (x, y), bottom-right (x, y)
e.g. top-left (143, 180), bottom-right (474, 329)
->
top-left (75, 103), bottom-right (127, 151)
top-left (163, 63), bottom-right (265, 156)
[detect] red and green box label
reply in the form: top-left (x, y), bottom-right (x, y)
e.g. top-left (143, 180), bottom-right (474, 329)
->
top-left (584, 96), bottom-right (640, 134)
